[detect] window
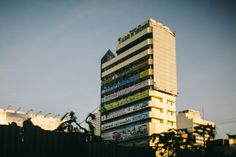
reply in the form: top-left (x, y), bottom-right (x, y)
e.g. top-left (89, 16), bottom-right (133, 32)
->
top-left (157, 107), bottom-right (163, 113)
top-left (168, 120), bottom-right (174, 126)
top-left (167, 100), bottom-right (175, 105)
top-left (158, 118), bottom-right (164, 124)
top-left (167, 110), bottom-right (174, 116)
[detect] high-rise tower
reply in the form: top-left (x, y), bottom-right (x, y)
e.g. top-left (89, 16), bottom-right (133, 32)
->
top-left (100, 19), bottom-right (177, 146)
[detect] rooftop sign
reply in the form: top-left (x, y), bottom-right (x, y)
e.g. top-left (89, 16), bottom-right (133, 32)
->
top-left (118, 21), bottom-right (149, 44)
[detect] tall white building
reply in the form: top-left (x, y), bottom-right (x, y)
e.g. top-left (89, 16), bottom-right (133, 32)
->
top-left (100, 18), bottom-right (177, 146)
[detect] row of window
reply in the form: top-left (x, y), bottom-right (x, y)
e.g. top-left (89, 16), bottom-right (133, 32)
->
top-left (102, 85), bottom-right (150, 107)
top-left (102, 44), bottom-right (152, 73)
top-left (154, 118), bottom-right (175, 126)
top-left (101, 68), bottom-right (151, 95)
top-left (101, 80), bottom-right (150, 103)
top-left (116, 33), bottom-right (153, 55)
top-left (102, 90), bottom-right (149, 112)
top-left (101, 57), bottom-right (150, 86)
top-left (102, 50), bottom-right (151, 80)
top-left (101, 111), bottom-right (149, 131)
top-left (152, 107), bottom-right (175, 116)
top-left (101, 119), bottom-right (150, 135)
top-left (152, 97), bottom-right (176, 106)
top-left (101, 100), bottom-right (149, 122)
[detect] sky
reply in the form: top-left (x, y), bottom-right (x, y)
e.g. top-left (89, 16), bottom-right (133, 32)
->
top-left (0, 0), bottom-right (235, 138)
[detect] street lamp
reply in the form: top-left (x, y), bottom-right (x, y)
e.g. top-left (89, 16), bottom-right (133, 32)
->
top-left (15, 107), bottom-right (22, 113)
top-left (26, 109), bottom-right (33, 115)
top-left (53, 114), bottom-right (60, 118)
top-left (36, 111), bottom-right (42, 116)
top-left (44, 113), bottom-right (52, 117)
top-left (4, 105), bottom-right (11, 111)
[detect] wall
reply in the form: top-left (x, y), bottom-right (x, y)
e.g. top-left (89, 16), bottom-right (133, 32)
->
top-left (152, 20), bottom-right (177, 96)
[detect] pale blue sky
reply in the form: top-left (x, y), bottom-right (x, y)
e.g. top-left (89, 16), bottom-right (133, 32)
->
top-left (0, 0), bottom-right (235, 138)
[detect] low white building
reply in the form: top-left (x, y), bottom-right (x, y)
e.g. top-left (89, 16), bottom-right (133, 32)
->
top-left (176, 109), bottom-right (215, 145)
top-left (0, 108), bottom-right (61, 130)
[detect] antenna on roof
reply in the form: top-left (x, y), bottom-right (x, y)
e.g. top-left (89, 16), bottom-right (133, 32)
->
top-left (202, 105), bottom-right (205, 124)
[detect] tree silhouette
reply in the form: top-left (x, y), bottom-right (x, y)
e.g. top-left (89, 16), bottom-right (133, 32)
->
top-left (151, 125), bottom-right (216, 156)
top-left (85, 113), bottom-right (96, 135)
top-left (177, 129), bottom-right (196, 152)
top-left (54, 111), bottom-right (103, 142)
top-left (151, 129), bottom-right (197, 157)
top-left (193, 124), bottom-right (216, 150)
top-left (151, 129), bottom-right (179, 157)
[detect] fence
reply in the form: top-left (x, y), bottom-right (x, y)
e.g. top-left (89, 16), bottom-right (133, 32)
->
top-left (0, 124), bottom-right (154, 157)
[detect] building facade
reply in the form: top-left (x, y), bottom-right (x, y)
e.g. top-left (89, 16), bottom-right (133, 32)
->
top-left (0, 108), bottom-right (61, 130)
top-left (100, 19), bottom-right (177, 147)
top-left (176, 109), bottom-right (215, 145)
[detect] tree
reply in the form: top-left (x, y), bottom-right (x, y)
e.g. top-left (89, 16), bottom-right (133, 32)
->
top-left (151, 129), bottom-right (196, 157)
top-left (54, 111), bottom-right (102, 142)
top-left (177, 129), bottom-right (196, 152)
top-left (193, 124), bottom-right (216, 150)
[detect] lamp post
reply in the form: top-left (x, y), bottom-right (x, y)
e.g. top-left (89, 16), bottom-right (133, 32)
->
top-left (4, 105), bottom-right (11, 111)
top-left (26, 109), bottom-right (33, 115)
top-left (44, 113), bottom-right (52, 117)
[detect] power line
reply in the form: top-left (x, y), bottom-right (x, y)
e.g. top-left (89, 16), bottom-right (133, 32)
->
top-left (90, 105), bottom-right (100, 114)
top-left (78, 105), bottom-right (100, 125)
top-left (212, 116), bottom-right (236, 125)
top-left (217, 119), bottom-right (236, 125)
top-left (215, 116), bottom-right (236, 122)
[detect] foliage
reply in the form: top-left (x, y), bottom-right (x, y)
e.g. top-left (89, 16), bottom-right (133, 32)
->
top-left (151, 125), bottom-right (216, 157)
top-left (54, 111), bottom-right (102, 142)
top-left (193, 124), bottom-right (216, 150)
top-left (151, 128), bottom-right (195, 157)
